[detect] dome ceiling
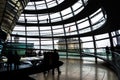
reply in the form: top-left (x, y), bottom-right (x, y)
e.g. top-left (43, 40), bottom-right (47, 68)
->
top-left (0, 0), bottom-right (29, 41)
top-left (14, 0), bottom-right (107, 38)
top-left (0, 0), bottom-right (120, 40)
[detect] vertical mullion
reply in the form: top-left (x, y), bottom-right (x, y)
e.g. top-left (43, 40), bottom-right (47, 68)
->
top-left (34, 1), bottom-right (41, 51)
top-left (44, 0), bottom-right (54, 50)
top-left (56, 0), bottom-right (68, 58)
top-left (71, 6), bottom-right (82, 59)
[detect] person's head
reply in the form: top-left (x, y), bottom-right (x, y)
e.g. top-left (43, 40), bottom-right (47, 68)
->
top-left (54, 49), bottom-right (57, 52)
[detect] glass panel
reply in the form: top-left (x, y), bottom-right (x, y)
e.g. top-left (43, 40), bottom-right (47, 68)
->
top-left (95, 33), bottom-right (109, 40)
top-left (77, 20), bottom-right (90, 29)
top-left (81, 36), bottom-right (93, 42)
top-left (96, 39), bottom-right (110, 47)
top-left (82, 42), bottom-right (94, 48)
top-left (57, 38), bottom-right (66, 49)
top-left (91, 12), bottom-right (103, 24)
top-left (61, 7), bottom-right (72, 16)
top-left (41, 38), bottom-right (53, 50)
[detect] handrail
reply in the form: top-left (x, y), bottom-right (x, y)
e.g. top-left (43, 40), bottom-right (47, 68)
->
top-left (82, 51), bottom-right (120, 80)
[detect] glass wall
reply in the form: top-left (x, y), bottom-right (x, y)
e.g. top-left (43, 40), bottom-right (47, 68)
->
top-left (0, 0), bottom-right (120, 59)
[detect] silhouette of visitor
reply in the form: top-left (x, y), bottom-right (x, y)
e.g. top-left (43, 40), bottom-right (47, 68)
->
top-left (6, 50), bottom-right (14, 70)
top-left (42, 51), bottom-right (50, 74)
top-left (13, 50), bottom-right (21, 69)
top-left (105, 46), bottom-right (110, 60)
top-left (52, 49), bottom-right (61, 75)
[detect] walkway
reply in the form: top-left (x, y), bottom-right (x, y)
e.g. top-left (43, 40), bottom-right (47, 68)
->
top-left (30, 58), bottom-right (118, 80)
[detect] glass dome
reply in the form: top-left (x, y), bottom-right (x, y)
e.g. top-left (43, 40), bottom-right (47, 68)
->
top-left (6, 0), bottom-right (119, 58)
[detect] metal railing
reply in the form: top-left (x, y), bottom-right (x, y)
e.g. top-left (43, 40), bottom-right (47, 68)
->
top-left (82, 51), bottom-right (120, 80)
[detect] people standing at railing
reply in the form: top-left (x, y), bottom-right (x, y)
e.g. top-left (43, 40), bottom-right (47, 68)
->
top-left (105, 46), bottom-right (110, 60)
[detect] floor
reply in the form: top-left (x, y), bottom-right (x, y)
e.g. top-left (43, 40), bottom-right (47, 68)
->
top-left (29, 57), bottom-right (118, 80)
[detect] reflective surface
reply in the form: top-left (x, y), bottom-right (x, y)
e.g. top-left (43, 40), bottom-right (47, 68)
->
top-left (30, 58), bottom-right (118, 80)
top-left (0, 0), bottom-right (29, 34)
top-left (11, 0), bottom-right (106, 51)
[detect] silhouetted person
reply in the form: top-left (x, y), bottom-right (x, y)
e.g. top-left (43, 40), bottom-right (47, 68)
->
top-left (105, 46), bottom-right (110, 60)
top-left (110, 46), bottom-right (115, 61)
top-left (42, 52), bottom-right (50, 74)
top-left (13, 50), bottom-right (21, 69)
top-left (38, 51), bottom-right (42, 56)
top-left (52, 49), bottom-right (61, 75)
top-left (6, 50), bottom-right (14, 70)
top-left (43, 52), bottom-right (49, 65)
